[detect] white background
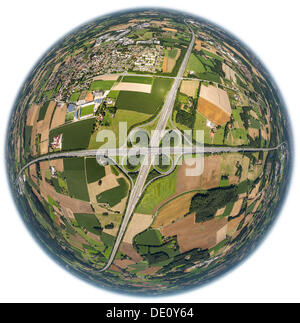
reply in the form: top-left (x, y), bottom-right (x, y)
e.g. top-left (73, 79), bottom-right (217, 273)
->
top-left (0, 0), bottom-right (299, 303)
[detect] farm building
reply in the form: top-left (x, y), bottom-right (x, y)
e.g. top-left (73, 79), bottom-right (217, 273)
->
top-left (85, 92), bottom-right (94, 103)
top-left (51, 134), bottom-right (62, 150)
top-left (197, 85), bottom-right (232, 125)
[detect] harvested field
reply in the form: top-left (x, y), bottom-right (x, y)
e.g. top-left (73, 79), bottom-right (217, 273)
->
top-left (114, 259), bottom-right (136, 269)
top-left (61, 205), bottom-right (75, 220)
top-left (197, 97), bottom-right (230, 125)
top-left (40, 180), bottom-right (93, 214)
top-left (49, 158), bottom-right (64, 172)
top-left (162, 49), bottom-right (181, 73)
top-left (38, 101), bottom-right (56, 143)
top-left (215, 206), bottom-right (226, 216)
top-left (109, 23), bottom-right (133, 31)
top-left (140, 266), bottom-right (161, 275)
top-left (249, 128), bottom-right (259, 139)
top-left (52, 62), bottom-right (62, 74)
top-left (86, 232), bottom-right (101, 242)
top-left (222, 63), bottom-right (236, 82)
top-left (162, 57), bottom-right (168, 73)
top-left (221, 153), bottom-right (250, 183)
top-left (161, 213), bottom-right (228, 252)
top-left (94, 74), bottom-right (120, 81)
top-left (50, 103), bottom-right (67, 129)
top-left (195, 40), bottom-right (202, 51)
top-left (247, 153), bottom-right (267, 181)
top-left (29, 105), bottom-right (41, 156)
top-left (216, 224), bottom-right (228, 244)
top-left (180, 80), bottom-right (199, 97)
top-left (197, 85), bottom-right (231, 125)
top-left (227, 214), bottom-right (244, 236)
top-left (182, 155), bottom-right (221, 191)
top-left (29, 163), bottom-right (37, 178)
top-left (153, 192), bottom-right (195, 228)
top-left (162, 27), bottom-right (177, 32)
top-left (250, 110), bottom-right (259, 119)
top-left (39, 141), bottom-right (49, 155)
top-left (249, 182), bottom-right (261, 200)
top-left (150, 20), bottom-right (165, 26)
top-left (123, 213), bottom-right (153, 244)
top-left (39, 160), bottom-right (49, 172)
top-left (230, 198), bottom-right (243, 217)
top-left (111, 82), bottom-right (152, 93)
top-left (252, 192), bottom-right (265, 213)
top-left (176, 158), bottom-right (204, 193)
top-left (29, 164), bottom-right (38, 186)
top-left (119, 242), bottom-right (143, 263)
top-left (88, 165), bottom-right (128, 213)
top-left (26, 104), bottom-right (40, 126)
top-left (98, 213), bottom-right (122, 236)
top-left (109, 264), bottom-right (122, 273)
top-left (199, 155), bottom-right (221, 190)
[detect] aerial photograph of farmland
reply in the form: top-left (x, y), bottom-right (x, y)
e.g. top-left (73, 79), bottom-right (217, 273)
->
top-left (6, 8), bottom-right (291, 295)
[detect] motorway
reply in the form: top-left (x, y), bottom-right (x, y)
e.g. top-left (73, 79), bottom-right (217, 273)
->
top-left (97, 24), bottom-right (196, 271)
top-left (18, 143), bottom-right (284, 179)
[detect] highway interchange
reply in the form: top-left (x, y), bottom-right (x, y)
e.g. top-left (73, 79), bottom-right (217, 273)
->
top-left (17, 24), bottom-right (285, 272)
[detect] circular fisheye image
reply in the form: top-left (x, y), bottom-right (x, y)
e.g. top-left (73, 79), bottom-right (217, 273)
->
top-left (6, 8), bottom-right (291, 295)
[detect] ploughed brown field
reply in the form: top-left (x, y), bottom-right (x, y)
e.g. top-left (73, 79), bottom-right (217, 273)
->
top-left (162, 213), bottom-right (228, 252)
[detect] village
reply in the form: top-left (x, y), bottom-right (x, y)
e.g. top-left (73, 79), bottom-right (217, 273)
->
top-left (44, 22), bottom-right (165, 103)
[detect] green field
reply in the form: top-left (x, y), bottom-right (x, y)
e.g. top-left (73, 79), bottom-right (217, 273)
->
top-left (198, 72), bottom-right (221, 83)
top-left (116, 78), bottom-right (173, 114)
top-left (122, 76), bottom-right (153, 84)
top-left (201, 49), bottom-right (224, 62)
top-left (24, 125), bottom-right (32, 155)
top-left (96, 178), bottom-right (128, 207)
top-left (107, 90), bottom-right (119, 99)
top-left (74, 213), bottom-right (101, 235)
top-left (69, 92), bottom-right (80, 102)
top-left (80, 104), bottom-right (94, 117)
top-left (38, 101), bottom-right (50, 121)
top-left (88, 109), bottom-right (150, 149)
top-left (136, 168), bottom-right (178, 214)
top-left (89, 80), bottom-right (115, 91)
top-left (85, 157), bottom-right (105, 184)
top-left (193, 112), bottom-right (225, 145)
top-left (63, 158), bottom-right (90, 201)
top-left (167, 48), bottom-right (179, 59)
top-left (198, 55), bottom-right (215, 68)
top-left (49, 118), bottom-right (95, 150)
top-left (65, 112), bottom-right (74, 122)
top-left (185, 53), bottom-right (206, 75)
top-left (135, 229), bottom-right (163, 246)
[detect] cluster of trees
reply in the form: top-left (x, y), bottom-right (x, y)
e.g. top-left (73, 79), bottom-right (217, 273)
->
top-left (175, 109), bottom-right (195, 129)
top-left (190, 186), bottom-right (238, 223)
top-left (158, 248), bottom-right (210, 275)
